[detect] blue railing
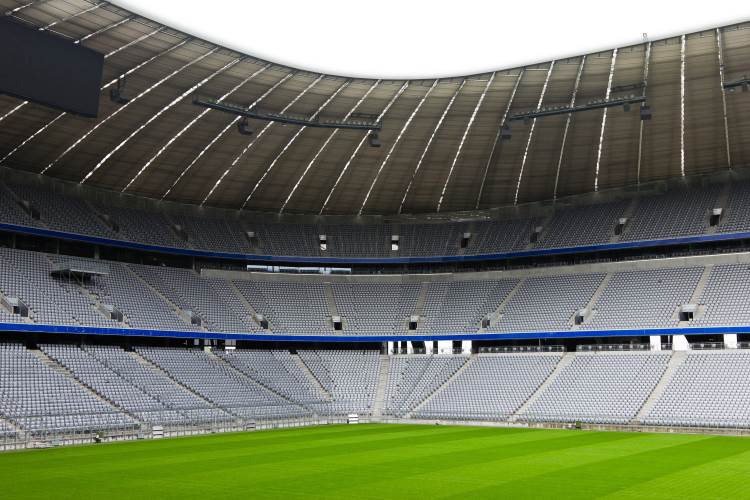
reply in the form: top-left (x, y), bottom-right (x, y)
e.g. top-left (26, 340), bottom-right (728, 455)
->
top-left (0, 321), bottom-right (746, 342)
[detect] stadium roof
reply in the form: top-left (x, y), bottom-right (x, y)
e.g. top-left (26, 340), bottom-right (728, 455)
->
top-left (0, 0), bottom-right (749, 216)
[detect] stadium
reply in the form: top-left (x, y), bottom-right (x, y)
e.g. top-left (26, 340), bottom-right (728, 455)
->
top-left (1, 0), bottom-right (750, 497)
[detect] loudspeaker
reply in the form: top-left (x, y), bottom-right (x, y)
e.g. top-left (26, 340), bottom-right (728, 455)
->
top-left (640, 105), bottom-right (652, 121)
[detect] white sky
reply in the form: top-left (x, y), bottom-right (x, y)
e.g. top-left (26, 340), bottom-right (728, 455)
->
top-left (117, 0), bottom-right (749, 79)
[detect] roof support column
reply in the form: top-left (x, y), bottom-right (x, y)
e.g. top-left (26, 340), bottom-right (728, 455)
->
top-left (553, 56), bottom-right (586, 201)
top-left (358, 80), bottom-right (438, 215)
top-left (594, 49), bottom-right (618, 192)
top-left (636, 42), bottom-right (652, 185)
top-left (716, 28), bottom-right (732, 169)
top-left (437, 72), bottom-right (496, 212)
top-left (200, 75), bottom-right (323, 206)
top-left (514, 62), bottom-right (555, 205)
top-left (319, 82), bottom-right (408, 215)
top-left (475, 71), bottom-right (523, 209)
top-left (163, 72), bottom-right (294, 200)
top-left (279, 80), bottom-right (381, 214)
top-left (241, 80), bottom-right (351, 209)
top-left (398, 80), bottom-right (465, 214)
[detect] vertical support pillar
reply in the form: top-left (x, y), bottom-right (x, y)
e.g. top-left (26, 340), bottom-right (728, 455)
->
top-left (724, 334), bottom-right (738, 349)
top-left (672, 335), bottom-right (690, 351)
top-left (437, 340), bottom-right (453, 353)
top-left (650, 336), bottom-right (661, 351)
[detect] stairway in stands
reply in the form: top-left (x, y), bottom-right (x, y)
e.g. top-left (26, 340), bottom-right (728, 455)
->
top-left (631, 350), bottom-right (688, 423)
top-left (407, 355), bottom-right (474, 417)
top-left (509, 352), bottom-right (575, 422)
top-left (291, 352), bottom-right (332, 400)
top-left (29, 348), bottom-right (133, 418)
top-left (128, 350), bottom-right (219, 410)
top-left (370, 355), bottom-right (391, 418)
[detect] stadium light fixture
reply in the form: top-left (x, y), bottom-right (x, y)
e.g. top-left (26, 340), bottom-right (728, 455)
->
top-left (500, 124), bottom-right (512, 140)
top-left (201, 75), bottom-right (324, 207)
top-left (193, 97), bottom-right (382, 132)
top-left (723, 76), bottom-right (750, 91)
top-left (279, 80), bottom-right (382, 214)
top-left (241, 80), bottom-right (350, 209)
top-left (320, 82), bottom-right (408, 215)
top-left (163, 71), bottom-right (294, 201)
top-left (237, 117), bottom-right (253, 136)
top-left (109, 77), bottom-right (130, 105)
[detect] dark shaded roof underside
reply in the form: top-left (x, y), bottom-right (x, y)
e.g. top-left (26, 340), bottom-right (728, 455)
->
top-left (0, 0), bottom-right (748, 215)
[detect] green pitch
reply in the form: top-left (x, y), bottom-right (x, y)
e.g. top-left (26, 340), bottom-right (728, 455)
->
top-left (2, 423), bottom-right (750, 499)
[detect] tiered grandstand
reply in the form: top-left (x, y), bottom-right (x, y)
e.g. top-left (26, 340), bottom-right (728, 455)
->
top-left (0, 0), bottom-right (750, 455)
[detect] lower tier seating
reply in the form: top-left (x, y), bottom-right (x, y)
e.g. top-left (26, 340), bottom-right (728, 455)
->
top-left (2, 344), bottom-right (750, 437)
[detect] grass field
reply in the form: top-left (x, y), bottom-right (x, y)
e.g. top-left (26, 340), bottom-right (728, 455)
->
top-left (2, 424), bottom-right (750, 499)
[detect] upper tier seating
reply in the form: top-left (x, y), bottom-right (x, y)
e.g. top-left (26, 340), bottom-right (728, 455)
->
top-left (331, 283), bottom-right (420, 335)
top-left (537, 201), bottom-right (629, 249)
top-left (486, 274), bottom-right (604, 333)
top-left (620, 186), bottom-right (721, 241)
top-left (421, 279), bottom-right (518, 334)
top-left (2, 177), bottom-right (750, 259)
top-left (582, 268), bottom-right (703, 330)
top-left (5, 181), bottom-right (115, 239)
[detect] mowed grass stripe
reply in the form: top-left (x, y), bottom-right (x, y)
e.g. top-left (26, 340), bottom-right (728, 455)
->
top-left (0, 424), bottom-right (480, 497)
top-left (600, 441), bottom-right (750, 500)
top-left (1, 424), bottom-right (750, 499)
top-left (259, 429), bottom-right (645, 498)
top-left (444, 434), bottom-right (750, 500)
top-left (0, 423), bottom-right (438, 473)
